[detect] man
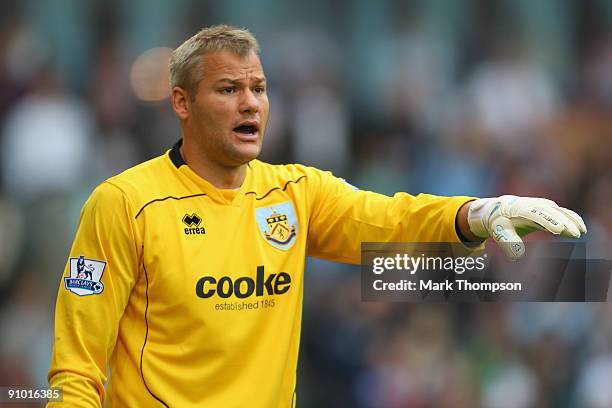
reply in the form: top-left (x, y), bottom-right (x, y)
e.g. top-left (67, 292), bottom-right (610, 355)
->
top-left (48, 25), bottom-right (586, 407)
top-left (76, 256), bottom-right (95, 280)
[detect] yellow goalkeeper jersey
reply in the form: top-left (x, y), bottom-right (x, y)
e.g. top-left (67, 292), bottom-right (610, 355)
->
top-left (48, 140), bottom-right (473, 407)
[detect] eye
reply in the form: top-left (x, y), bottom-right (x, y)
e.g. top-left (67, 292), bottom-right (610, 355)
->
top-left (221, 87), bottom-right (236, 94)
top-left (254, 86), bottom-right (266, 94)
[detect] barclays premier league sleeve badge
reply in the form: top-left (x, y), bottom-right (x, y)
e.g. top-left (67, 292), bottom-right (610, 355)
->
top-left (64, 255), bottom-right (106, 296)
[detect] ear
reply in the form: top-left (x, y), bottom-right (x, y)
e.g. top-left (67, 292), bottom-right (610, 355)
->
top-left (171, 86), bottom-right (191, 120)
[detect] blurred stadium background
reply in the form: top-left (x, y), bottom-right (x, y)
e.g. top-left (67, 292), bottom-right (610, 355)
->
top-left (0, 0), bottom-right (611, 407)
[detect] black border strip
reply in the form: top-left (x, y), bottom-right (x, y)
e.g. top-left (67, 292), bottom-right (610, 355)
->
top-left (454, 203), bottom-right (484, 247)
top-left (140, 264), bottom-right (170, 407)
top-left (169, 140), bottom-right (185, 168)
top-left (135, 194), bottom-right (208, 219)
top-left (245, 175), bottom-right (307, 201)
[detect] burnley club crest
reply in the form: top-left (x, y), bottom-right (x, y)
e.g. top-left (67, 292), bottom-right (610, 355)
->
top-left (256, 201), bottom-right (298, 250)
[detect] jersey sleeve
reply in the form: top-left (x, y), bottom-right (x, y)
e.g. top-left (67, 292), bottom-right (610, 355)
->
top-left (47, 181), bottom-right (141, 407)
top-left (304, 167), bottom-right (475, 264)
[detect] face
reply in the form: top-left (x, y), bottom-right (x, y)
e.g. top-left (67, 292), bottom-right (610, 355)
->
top-left (177, 50), bottom-right (269, 167)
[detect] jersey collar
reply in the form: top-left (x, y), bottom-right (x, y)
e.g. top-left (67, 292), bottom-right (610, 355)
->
top-left (169, 139), bottom-right (186, 168)
top-left (168, 139), bottom-right (253, 206)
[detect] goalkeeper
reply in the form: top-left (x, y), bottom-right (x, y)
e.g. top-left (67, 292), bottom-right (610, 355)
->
top-left (47, 25), bottom-right (586, 407)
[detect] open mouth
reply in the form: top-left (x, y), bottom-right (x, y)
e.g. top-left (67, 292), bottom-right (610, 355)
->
top-left (233, 124), bottom-right (258, 135)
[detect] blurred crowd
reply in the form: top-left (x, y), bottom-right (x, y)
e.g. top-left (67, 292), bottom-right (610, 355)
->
top-left (0, 0), bottom-right (611, 407)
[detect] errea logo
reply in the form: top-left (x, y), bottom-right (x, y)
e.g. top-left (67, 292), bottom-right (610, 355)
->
top-left (183, 213), bottom-right (206, 235)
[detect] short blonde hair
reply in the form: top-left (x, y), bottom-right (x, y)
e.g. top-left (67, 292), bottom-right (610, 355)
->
top-left (169, 25), bottom-right (260, 97)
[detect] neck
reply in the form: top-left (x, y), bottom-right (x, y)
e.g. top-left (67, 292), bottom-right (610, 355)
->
top-left (180, 142), bottom-right (247, 190)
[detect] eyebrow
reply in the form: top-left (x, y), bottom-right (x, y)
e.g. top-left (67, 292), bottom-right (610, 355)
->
top-left (215, 77), bottom-right (267, 85)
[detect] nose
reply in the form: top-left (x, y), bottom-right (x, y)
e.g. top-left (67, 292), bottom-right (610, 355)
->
top-left (239, 89), bottom-right (259, 114)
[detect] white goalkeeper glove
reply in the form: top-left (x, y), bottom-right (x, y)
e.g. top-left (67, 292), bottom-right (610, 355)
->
top-left (467, 195), bottom-right (587, 260)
